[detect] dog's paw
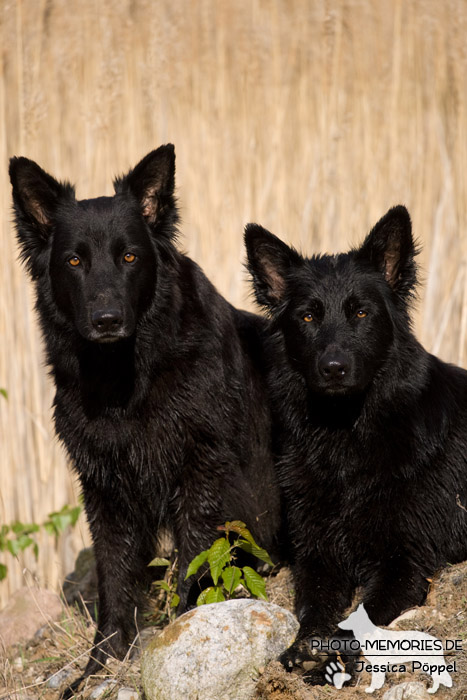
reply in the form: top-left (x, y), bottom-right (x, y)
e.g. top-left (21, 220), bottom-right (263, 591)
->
top-left (279, 638), bottom-right (317, 672)
top-left (324, 660), bottom-right (352, 689)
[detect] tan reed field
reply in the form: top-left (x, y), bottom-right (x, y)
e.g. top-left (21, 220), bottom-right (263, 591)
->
top-left (0, 0), bottom-right (466, 607)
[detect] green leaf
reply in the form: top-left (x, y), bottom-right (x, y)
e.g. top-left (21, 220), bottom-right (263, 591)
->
top-left (71, 506), bottom-right (81, 524)
top-left (7, 540), bottom-right (20, 557)
top-left (207, 537), bottom-right (231, 585)
top-left (51, 514), bottom-right (71, 534)
top-left (185, 549), bottom-right (209, 580)
top-left (242, 566), bottom-right (268, 600)
top-left (170, 593), bottom-right (180, 608)
top-left (237, 540), bottom-right (274, 567)
top-left (0, 389), bottom-right (7, 400)
top-left (45, 505), bottom-right (81, 536)
top-left (154, 580), bottom-right (171, 593)
top-left (196, 587), bottom-right (213, 606)
top-left (218, 520), bottom-right (248, 537)
top-left (11, 522), bottom-right (39, 536)
top-left (17, 534), bottom-right (35, 553)
top-left (11, 521), bottom-right (25, 535)
top-left (0, 563), bottom-right (7, 580)
top-left (148, 557), bottom-right (171, 568)
top-left (0, 526), bottom-right (9, 550)
top-left (221, 566), bottom-right (242, 595)
top-left (205, 586), bottom-right (226, 604)
top-left (219, 521), bottom-right (274, 566)
top-left (196, 585), bottom-right (227, 605)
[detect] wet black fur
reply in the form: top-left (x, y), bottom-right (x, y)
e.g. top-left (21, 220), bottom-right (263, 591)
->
top-left (245, 206), bottom-right (467, 682)
top-left (9, 146), bottom-right (282, 691)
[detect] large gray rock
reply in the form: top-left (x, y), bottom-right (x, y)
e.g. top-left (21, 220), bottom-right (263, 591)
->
top-left (141, 599), bottom-right (299, 700)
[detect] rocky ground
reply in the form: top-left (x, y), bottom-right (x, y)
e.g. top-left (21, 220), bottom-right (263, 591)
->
top-left (1, 562), bottom-right (465, 700)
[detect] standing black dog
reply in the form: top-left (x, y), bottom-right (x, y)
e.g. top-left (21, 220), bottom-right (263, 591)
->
top-left (10, 145), bottom-right (282, 691)
top-left (245, 206), bottom-right (467, 682)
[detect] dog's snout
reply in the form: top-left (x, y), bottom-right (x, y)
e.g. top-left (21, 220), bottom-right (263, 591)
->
top-left (91, 308), bottom-right (123, 333)
top-left (318, 351), bottom-right (350, 379)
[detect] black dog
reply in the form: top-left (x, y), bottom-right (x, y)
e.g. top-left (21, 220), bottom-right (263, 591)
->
top-left (245, 206), bottom-right (467, 682)
top-left (10, 146), bottom-right (282, 691)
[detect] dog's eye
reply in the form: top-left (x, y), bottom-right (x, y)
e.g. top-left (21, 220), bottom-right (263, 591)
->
top-left (303, 314), bottom-right (313, 323)
top-left (124, 253), bottom-right (136, 264)
top-left (68, 256), bottom-right (81, 267)
top-left (356, 310), bottom-right (367, 319)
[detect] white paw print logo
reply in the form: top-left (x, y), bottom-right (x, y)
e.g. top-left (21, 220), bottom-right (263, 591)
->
top-left (325, 660), bottom-right (352, 689)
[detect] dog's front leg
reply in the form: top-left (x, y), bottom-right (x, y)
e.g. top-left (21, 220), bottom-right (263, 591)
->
top-left (279, 556), bottom-right (354, 683)
top-left (362, 555), bottom-right (431, 626)
top-left (62, 483), bottom-right (157, 697)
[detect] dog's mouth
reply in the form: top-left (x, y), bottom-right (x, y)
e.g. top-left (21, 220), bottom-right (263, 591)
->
top-left (317, 380), bottom-right (358, 394)
top-left (80, 327), bottom-right (133, 344)
top-left (306, 373), bottom-right (370, 401)
top-left (93, 334), bottom-right (124, 344)
top-left (91, 329), bottom-right (132, 343)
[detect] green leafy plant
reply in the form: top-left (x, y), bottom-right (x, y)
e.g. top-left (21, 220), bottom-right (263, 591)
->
top-left (185, 520), bottom-right (274, 605)
top-left (0, 504), bottom-right (81, 581)
top-left (0, 388), bottom-right (7, 400)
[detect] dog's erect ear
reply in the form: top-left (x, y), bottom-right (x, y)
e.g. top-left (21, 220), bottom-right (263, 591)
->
top-left (356, 205), bottom-right (418, 297)
top-left (245, 224), bottom-right (302, 309)
top-left (114, 144), bottom-right (177, 230)
top-left (9, 157), bottom-right (75, 277)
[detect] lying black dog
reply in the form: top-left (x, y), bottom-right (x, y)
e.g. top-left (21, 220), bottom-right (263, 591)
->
top-left (10, 146), bottom-right (282, 691)
top-left (245, 206), bottom-right (467, 683)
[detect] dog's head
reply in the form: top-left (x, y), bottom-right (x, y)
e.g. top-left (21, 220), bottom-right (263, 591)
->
top-left (10, 146), bottom-right (178, 343)
top-left (245, 206), bottom-right (418, 396)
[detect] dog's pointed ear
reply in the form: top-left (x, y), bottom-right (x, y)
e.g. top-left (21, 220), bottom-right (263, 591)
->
top-left (356, 206), bottom-right (418, 297)
top-left (9, 157), bottom-right (75, 277)
top-left (114, 145), bottom-right (177, 231)
top-left (244, 224), bottom-right (301, 309)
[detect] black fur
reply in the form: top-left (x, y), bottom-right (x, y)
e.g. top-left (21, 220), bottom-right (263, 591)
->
top-left (10, 146), bottom-right (282, 691)
top-left (245, 206), bottom-right (467, 682)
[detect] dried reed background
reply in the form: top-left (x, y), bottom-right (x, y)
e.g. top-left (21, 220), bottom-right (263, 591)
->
top-left (0, 0), bottom-right (466, 607)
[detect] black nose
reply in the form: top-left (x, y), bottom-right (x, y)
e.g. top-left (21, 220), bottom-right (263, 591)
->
top-left (318, 351), bottom-right (350, 379)
top-left (91, 309), bottom-right (123, 333)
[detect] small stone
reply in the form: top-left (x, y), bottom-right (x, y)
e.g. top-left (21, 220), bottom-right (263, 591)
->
top-left (47, 668), bottom-right (74, 689)
top-left (383, 681), bottom-right (430, 700)
top-left (90, 680), bottom-right (118, 699)
top-left (12, 656), bottom-right (24, 672)
top-left (34, 624), bottom-right (48, 640)
top-left (117, 687), bottom-right (139, 700)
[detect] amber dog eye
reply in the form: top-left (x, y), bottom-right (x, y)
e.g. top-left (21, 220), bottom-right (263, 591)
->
top-left (124, 253), bottom-right (136, 263)
top-left (68, 256), bottom-right (81, 267)
top-left (356, 310), bottom-right (367, 319)
top-left (303, 313), bottom-right (313, 323)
